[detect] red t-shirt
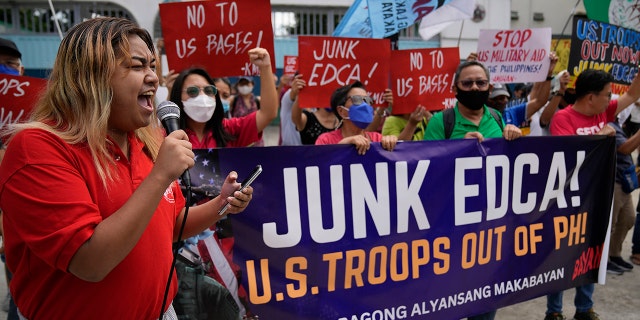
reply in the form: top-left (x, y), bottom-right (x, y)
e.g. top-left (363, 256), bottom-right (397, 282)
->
top-left (0, 129), bottom-right (185, 319)
top-left (315, 129), bottom-right (383, 145)
top-left (186, 112), bottom-right (261, 148)
top-left (550, 100), bottom-right (617, 136)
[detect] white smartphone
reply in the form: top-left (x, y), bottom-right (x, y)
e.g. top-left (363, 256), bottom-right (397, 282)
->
top-left (161, 54), bottom-right (169, 77)
top-left (218, 165), bottom-right (262, 215)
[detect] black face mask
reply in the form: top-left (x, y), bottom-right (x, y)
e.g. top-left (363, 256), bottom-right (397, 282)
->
top-left (563, 92), bottom-right (577, 105)
top-left (456, 89), bottom-right (490, 110)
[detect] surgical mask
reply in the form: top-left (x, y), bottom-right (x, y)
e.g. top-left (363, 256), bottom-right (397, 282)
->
top-left (341, 103), bottom-right (374, 129)
top-left (182, 95), bottom-right (216, 123)
top-left (237, 85), bottom-right (253, 95)
top-left (0, 64), bottom-right (19, 76)
top-left (455, 89), bottom-right (490, 110)
top-left (221, 99), bottom-right (231, 113)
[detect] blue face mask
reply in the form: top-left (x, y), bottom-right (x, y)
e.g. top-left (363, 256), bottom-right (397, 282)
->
top-left (0, 64), bottom-right (19, 76)
top-left (221, 99), bottom-right (230, 113)
top-left (343, 103), bottom-right (374, 129)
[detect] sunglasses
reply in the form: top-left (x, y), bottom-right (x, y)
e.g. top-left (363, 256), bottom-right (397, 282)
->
top-left (184, 85), bottom-right (218, 98)
top-left (347, 95), bottom-right (374, 105)
top-left (457, 79), bottom-right (490, 90)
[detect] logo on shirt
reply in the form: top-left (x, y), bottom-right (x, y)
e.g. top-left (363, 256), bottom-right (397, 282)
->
top-left (164, 182), bottom-right (176, 203)
top-left (576, 122), bottom-right (604, 135)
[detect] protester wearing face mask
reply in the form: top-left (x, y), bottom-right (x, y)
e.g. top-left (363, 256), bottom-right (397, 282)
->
top-left (229, 75), bottom-right (269, 146)
top-left (0, 37), bottom-right (24, 76)
top-left (229, 76), bottom-right (260, 118)
top-left (315, 81), bottom-right (398, 155)
top-left (423, 60), bottom-right (522, 142)
top-left (423, 60), bottom-right (521, 320)
top-left (169, 60), bottom-right (277, 148)
top-left (213, 77), bottom-right (232, 118)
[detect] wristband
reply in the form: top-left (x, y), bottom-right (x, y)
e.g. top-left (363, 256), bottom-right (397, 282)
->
top-left (546, 75), bottom-right (554, 81)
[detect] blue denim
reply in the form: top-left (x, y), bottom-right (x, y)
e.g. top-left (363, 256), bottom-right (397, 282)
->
top-left (546, 284), bottom-right (594, 314)
top-left (632, 213), bottom-right (640, 254)
top-left (468, 310), bottom-right (497, 320)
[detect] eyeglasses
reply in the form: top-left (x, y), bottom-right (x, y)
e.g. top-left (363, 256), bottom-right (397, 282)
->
top-left (346, 95), bottom-right (374, 105)
top-left (184, 85), bottom-right (217, 98)
top-left (457, 79), bottom-right (490, 90)
top-left (593, 91), bottom-right (612, 99)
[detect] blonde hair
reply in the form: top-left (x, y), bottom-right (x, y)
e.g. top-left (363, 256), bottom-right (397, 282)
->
top-left (5, 17), bottom-right (162, 186)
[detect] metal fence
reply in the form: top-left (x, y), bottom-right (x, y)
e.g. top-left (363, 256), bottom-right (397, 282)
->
top-left (0, 2), bottom-right (134, 34)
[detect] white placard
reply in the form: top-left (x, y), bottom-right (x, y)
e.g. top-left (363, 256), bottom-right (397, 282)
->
top-left (476, 28), bottom-right (552, 84)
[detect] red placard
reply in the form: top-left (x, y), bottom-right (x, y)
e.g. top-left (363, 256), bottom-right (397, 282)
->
top-left (159, 0), bottom-right (275, 77)
top-left (297, 36), bottom-right (390, 108)
top-left (283, 55), bottom-right (298, 76)
top-left (0, 74), bottom-right (47, 132)
top-left (390, 47), bottom-right (459, 113)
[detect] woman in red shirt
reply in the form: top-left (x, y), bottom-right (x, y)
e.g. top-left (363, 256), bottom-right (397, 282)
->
top-left (0, 17), bottom-right (253, 319)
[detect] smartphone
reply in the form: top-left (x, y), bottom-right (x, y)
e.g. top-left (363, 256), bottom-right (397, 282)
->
top-left (161, 54), bottom-right (169, 77)
top-left (218, 165), bottom-right (262, 215)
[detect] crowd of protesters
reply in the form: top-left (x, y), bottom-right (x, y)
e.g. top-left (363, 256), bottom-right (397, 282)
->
top-left (1, 15), bottom-right (639, 320)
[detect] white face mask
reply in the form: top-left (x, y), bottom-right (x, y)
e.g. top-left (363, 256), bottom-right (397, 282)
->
top-left (182, 95), bottom-right (216, 123)
top-left (237, 85), bottom-right (253, 95)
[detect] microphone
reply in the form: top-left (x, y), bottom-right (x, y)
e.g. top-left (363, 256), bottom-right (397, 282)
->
top-left (156, 101), bottom-right (191, 187)
top-left (157, 100), bottom-right (181, 134)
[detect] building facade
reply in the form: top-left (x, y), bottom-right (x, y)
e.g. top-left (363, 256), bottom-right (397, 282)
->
top-left (0, 0), bottom-right (584, 76)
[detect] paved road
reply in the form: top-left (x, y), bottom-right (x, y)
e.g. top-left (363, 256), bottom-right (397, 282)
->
top-left (0, 126), bottom-right (637, 319)
top-left (498, 230), bottom-right (639, 320)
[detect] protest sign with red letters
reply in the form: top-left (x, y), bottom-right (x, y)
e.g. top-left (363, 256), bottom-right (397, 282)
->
top-left (476, 28), bottom-right (551, 84)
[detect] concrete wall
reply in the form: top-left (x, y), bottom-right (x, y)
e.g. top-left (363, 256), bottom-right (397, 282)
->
top-left (439, 0), bottom-right (585, 59)
top-left (510, 0), bottom-right (586, 35)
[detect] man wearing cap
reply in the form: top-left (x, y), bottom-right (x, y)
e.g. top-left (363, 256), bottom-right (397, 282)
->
top-left (487, 83), bottom-right (511, 112)
top-left (0, 37), bottom-right (23, 76)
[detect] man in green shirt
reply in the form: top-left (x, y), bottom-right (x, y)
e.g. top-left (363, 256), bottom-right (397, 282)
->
top-left (424, 60), bottom-right (522, 142)
top-left (422, 60), bottom-right (521, 320)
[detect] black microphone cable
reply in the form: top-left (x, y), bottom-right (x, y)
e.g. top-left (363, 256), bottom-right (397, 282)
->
top-left (156, 101), bottom-right (193, 319)
top-left (159, 173), bottom-right (191, 320)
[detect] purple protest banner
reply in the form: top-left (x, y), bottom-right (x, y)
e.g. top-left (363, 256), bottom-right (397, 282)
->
top-left (189, 136), bottom-right (614, 319)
